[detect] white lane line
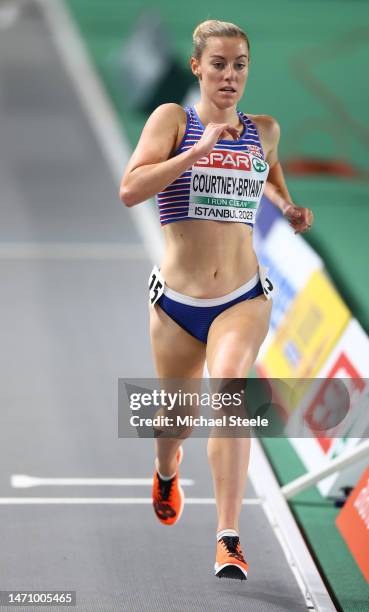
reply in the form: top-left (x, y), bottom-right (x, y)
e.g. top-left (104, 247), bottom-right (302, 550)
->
top-left (11, 475), bottom-right (194, 488)
top-left (249, 438), bottom-right (335, 611)
top-left (0, 243), bottom-right (147, 260)
top-left (0, 498), bottom-right (262, 505)
top-left (37, 0), bottom-right (164, 265)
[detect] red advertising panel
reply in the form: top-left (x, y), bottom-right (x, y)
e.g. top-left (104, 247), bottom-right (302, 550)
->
top-left (336, 464), bottom-right (369, 583)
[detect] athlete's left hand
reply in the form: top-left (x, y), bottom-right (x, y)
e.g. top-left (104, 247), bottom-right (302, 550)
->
top-left (282, 203), bottom-right (314, 234)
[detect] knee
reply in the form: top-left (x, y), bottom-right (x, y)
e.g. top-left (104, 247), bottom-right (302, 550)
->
top-left (210, 365), bottom-right (246, 379)
top-left (210, 347), bottom-right (257, 379)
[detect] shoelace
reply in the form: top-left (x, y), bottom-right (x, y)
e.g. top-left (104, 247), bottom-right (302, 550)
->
top-left (156, 473), bottom-right (175, 502)
top-left (220, 536), bottom-right (246, 563)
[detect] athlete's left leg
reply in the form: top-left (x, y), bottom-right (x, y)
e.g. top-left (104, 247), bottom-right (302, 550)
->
top-left (206, 294), bottom-right (272, 534)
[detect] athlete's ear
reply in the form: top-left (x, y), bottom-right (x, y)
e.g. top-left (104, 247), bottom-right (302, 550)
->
top-left (190, 56), bottom-right (201, 80)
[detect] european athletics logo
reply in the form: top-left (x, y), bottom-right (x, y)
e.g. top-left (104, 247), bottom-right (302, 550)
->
top-left (252, 157), bottom-right (268, 173)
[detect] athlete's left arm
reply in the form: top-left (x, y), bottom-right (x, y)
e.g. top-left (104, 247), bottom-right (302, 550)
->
top-left (257, 116), bottom-right (314, 234)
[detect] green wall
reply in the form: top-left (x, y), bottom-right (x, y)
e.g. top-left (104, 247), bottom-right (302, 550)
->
top-left (65, 0), bottom-right (369, 330)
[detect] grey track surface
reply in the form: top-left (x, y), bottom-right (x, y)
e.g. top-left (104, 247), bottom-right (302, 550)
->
top-left (0, 2), bottom-right (310, 611)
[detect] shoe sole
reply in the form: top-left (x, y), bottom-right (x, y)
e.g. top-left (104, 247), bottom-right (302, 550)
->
top-left (174, 481), bottom-right (185, 524)
top-left (171, 445), bottom-right (184, 525)
top-left (214, 562), bottom-right (248, 581)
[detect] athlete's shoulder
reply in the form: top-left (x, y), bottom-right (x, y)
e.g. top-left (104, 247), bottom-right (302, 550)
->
top-left (245, 115), bottom-right (281, 165)
top-left (247, 114), bottom-right (280, 145)
top-left (149, 103), bottom-right (187, 124)
top-left (143, 104), bottom-right (186, 141)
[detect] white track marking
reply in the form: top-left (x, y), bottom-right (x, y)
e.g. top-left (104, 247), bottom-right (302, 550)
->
top-left (0, 498), bottom-right (262, 505)
top-left (0, 242), bottom-right (148, 260)
top-left (249, 438), bottom-right (335, 611)
top-left (11, 475), bottom-right (193, 488)
top-left (37, 0), bottom-right (164, 264)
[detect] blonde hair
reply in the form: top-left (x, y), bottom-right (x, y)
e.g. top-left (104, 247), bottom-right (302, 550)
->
top-left (192, 19), bottom-right (250, 60)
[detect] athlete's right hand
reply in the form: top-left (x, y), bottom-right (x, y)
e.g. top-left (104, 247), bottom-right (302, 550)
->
top-left (193, 123), bottom-right (240, 158)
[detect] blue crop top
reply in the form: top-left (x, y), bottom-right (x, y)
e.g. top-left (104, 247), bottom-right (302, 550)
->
top-left (156, 105), bottom-right (269, 228)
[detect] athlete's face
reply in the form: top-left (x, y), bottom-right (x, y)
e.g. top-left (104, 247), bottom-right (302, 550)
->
top-left (191, 37), bottom-right (249, 108)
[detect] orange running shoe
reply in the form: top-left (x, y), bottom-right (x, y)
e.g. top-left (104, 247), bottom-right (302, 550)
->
top-left (152, 446), bottom-right (184, 526)
top-left (214, 535), bottom-right (249, 580)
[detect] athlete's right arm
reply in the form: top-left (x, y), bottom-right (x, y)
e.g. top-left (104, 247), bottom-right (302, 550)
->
top-left (120, 104), bottom-right (197, 207)
top-left (119, 104), bottom-right (239, 207)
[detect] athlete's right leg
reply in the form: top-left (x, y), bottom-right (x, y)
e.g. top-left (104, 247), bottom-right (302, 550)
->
top-left (149, 302), bottom-right (206, 476)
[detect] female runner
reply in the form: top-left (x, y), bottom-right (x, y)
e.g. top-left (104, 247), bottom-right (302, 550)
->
top-left (120, 19), bottom-right (313, 581)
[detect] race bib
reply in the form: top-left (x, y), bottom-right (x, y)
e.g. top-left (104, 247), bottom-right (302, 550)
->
top-left (188, 150), bottom-right (269, 224)
top-left (148, 265), bottom-right (165, 307)
top-left (259, 265), bottom-right (275, 300)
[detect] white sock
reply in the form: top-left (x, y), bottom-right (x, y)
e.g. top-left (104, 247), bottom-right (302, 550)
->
top-left (217, 528), bottom-right (239, 541)
top-left (155, 458), bottom-right (176, 481)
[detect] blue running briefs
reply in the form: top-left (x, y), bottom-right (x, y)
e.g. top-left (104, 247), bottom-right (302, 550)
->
top-left (156, 272), bottom-right (264, 344)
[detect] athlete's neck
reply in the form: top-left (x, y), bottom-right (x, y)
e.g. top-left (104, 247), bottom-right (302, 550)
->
top-left (195, 100), bottom-right (240, 129)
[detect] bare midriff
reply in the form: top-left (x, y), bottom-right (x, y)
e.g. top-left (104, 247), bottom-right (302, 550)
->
top-left (161, 218), bottom-right (258, 298)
